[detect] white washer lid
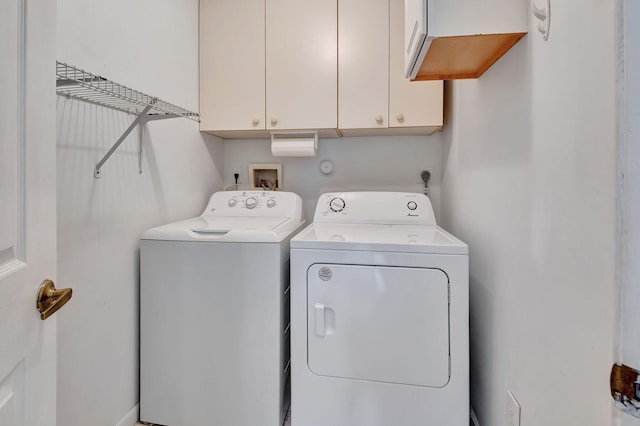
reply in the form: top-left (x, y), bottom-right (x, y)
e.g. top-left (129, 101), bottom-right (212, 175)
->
top-left (291, 222), bottom-right (468, 255)
top-left (190, 216), bottom-right (289, 232)
top-left (142, 215), bottom-right (300, 242)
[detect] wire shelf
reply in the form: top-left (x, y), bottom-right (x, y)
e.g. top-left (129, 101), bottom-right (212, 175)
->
top-left (56, 61), bottom-right (200, 177)
top-left (56, 61), bottom-right (199, 122)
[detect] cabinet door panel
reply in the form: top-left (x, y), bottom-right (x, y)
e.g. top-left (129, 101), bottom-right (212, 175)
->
top-left (389, 0), bottom-right (442, 128)
top-left (200, 0), bottom-right (265, 131)
top-left (266, 0), bottom-right (337, 131)
top-left (338, 0), bottom-right (389, 129)
top-left (338, 0), bottom-right (389, 130)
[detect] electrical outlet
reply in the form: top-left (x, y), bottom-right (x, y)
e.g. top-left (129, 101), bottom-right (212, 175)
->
top-left (507, 390), bottom-right (521, 426)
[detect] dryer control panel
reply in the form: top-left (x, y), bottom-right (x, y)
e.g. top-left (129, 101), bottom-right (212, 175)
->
top-left (202, 191), bottom-right (303, 220)
top-left (314, 192), bottom-right (436, 226)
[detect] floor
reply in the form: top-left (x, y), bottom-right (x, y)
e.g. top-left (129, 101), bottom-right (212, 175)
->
top-left (136, 408), bottom-right (292, 426)
top-left (137, 411), bottom-right (474, 426)
top-left (137, 418), bottom-right (291, 425)
top-left (135, 404), bottom-right (472, 426)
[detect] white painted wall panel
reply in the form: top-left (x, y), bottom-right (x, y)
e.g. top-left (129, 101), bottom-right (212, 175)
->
top-left (430, 0), bottom-right (527, 37)
top-left (223, 135), bottom-right (442, 221)
top-left (56, 1), bottom-right (223, 425)
top-left (0, 0), bottom-right (18, 259)
top-left (440, 0), bottom-right (616, 425)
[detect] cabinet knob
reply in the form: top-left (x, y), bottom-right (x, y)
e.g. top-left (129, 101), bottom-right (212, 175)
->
top-left (375, 115), bottom-right (384, 125)
top-left (396, 113), bottom-right (405, 123)
top-left (271, 117), bottom-right (278, 126)
top-left (252, 118), bottom-right (260, 126)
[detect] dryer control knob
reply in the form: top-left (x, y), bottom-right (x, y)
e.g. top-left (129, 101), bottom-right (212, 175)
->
top-left (245, 197), bottom-right (258, 209)
top-left (266, 199), bottom-right (276, 208)
top-left (407, 201), bottom-right (418, 210)
top-left (329, 197), bottom-right (346, 212)
top-left (228, 199), bottom-right (237, 207)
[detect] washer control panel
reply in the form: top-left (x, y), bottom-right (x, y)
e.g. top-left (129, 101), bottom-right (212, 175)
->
top-left (314, 192), bottom-right (436, 226)
top-left (203, 191), bottom-right (301, 218)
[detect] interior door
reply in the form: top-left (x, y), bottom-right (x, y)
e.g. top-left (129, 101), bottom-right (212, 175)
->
top-left (616, 0), bottom-right (640, 424)
top-left (0, 0), bottom-right (57, 425)
top-left (307, 264), bottom-right (450, 387)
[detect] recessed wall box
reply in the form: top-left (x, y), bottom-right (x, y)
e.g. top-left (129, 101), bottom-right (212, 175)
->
top-left (249, 163), bottom-right (282, 191)
top-left (405, 0), bottom-right (527, 81)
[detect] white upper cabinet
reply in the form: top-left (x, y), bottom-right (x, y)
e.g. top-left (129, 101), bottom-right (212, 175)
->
top-left (404, 0), bottom-right (527, 80)
top-left (200, 0), bottom-right (266, 134)
top-left (200, 0), bottom-right (441, 138)
top-left (389, 0), bottom-right (442, 129)
top-left (338, 0), bottom-right (389, 130)
top-left (266, 0), bottom-right (337, 132)
top-left (339, 0), bottom-right (442, 135)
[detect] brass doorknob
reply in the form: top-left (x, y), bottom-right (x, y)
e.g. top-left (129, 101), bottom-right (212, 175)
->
top-left (37, 279), bottom-right (72, 320)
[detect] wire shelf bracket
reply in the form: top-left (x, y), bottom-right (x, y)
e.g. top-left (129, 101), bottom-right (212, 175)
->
top-left (55, 61), bottom-right (200, 178)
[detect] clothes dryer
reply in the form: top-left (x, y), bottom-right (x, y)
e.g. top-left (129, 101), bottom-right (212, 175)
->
top-left (290, 192), bottom-right (468, 425)
top-left (140, 191), bottom-right (304, 426)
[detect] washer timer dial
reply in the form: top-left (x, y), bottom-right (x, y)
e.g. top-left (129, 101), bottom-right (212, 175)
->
top-left (245, 197), bottom-right (258, 209)
top-left (329, 197), bottom-right (346, 212)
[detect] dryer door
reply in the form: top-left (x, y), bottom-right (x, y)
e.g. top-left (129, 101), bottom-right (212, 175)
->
top-left (307, 264), bottom-right (450, 387)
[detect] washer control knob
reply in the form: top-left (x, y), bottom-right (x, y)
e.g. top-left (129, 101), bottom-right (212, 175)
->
top-left (245, 197), bottom-right (258, 209)
top-left (228, 199), bottom-right (237, 207)
top-left (329, 197), bottom-right (346, 212)
top-left (266, 199), bottom-right (276, 208)
top-left (407, 201), bottom-right (418, 210)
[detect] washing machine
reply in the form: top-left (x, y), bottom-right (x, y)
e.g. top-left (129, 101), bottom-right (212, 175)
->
top-left (290, 192), bottom-right (468, 425)
top-left (140, 191), bottom-right (304, 426)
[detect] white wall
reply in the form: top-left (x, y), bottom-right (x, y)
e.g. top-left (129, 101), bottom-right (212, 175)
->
top-left (56, 1), bottom-right (224, 425)
top-left (223, 135), bottom-right (443, 221)
top-left (440, 0), bottom-right (616, 425)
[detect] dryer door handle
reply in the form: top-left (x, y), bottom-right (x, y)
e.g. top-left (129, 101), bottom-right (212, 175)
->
top-left (314, 303), bottom-right (325, 337)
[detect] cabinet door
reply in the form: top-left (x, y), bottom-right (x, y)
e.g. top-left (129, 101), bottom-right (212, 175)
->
top-left (338, 0), bottom-right (389, 130)
top-left (200, 0), bottom-right (265, 132)
top-left (389, 0), bottom-right (442, 129)
top-left (266, 0), bottom-right (337, 131)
